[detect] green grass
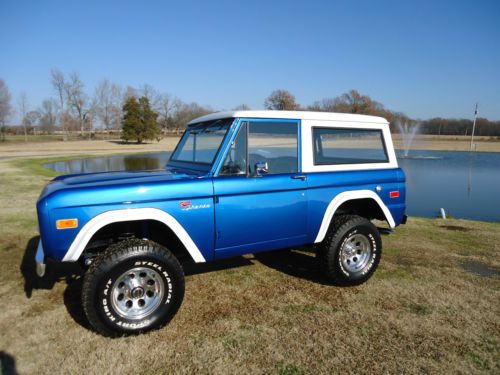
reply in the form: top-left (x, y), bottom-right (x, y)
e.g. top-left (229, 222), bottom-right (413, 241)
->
top-left (465, 351), bottom-right (491, 371)
top-left (13, 156), bottom-right (81, 177)
top-left (277, 364), bottom-right (305, 375)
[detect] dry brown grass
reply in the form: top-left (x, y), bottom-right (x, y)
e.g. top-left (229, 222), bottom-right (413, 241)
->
top-left (0, 155), bottom-right (499, 374)
top-left (392, 134), bottom-right (500, 153)
top-left (0, 137), bottom-right (180, 161)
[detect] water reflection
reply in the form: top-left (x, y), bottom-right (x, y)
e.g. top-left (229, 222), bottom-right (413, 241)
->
top-left (45, 152), bottom-right (171, 174)
top-left (123, 155), bottom-right (161, 171)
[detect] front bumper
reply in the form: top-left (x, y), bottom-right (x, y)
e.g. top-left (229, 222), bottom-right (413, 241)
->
top-left (35, 240), bottom-right (46, 277)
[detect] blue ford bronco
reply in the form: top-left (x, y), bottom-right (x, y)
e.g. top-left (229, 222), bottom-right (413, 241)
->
top-left (36, 110), bottom-right (406, 336)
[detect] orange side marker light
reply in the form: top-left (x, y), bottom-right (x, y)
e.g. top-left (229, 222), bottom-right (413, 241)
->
top-left (56, 218), bottom-right (78, 229)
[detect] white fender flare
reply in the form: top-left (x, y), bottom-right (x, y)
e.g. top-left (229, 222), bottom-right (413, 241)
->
top-left (314, 190), bottom-right (395, 243)
top-left (62, 208), bottom-right (206, 263)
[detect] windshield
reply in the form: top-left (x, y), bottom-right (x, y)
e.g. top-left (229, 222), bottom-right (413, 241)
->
top-left (170, 118), bottom-right (233, 165)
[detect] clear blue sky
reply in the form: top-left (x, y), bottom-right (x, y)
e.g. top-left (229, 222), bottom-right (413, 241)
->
top-left (1, 0), bottom-right (499, 121)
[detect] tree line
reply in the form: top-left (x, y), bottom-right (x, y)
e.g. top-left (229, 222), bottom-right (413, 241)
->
top-left (263, 89), bottom-right (500, 137)
top-left (0, 71), bottom-right (213, 142)
top-left (0, 75), bottom-right (499, 143)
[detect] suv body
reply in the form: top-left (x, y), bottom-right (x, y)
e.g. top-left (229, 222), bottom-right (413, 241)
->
top-left (35, 110), bottom-right (406, 336)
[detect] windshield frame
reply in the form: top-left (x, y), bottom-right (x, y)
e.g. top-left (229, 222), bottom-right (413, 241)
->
top-left (167, 117), bottom-right (235, 173)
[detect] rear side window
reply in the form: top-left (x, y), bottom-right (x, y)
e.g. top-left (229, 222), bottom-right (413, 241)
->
top-left (313, 127), bottom-right (388, 165)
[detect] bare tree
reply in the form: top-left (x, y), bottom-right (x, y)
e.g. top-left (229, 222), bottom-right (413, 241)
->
top-left (170, 101), bottom-right (212, 135)
top-left (307, 90), bottom-right (397, 125)
top-left (123, 86), bottom-right (137, 101)
top-left (26, 110), bottom-right (41, 134)
top-left (93, 79), bottom-right (122, 133)
top-left (331, 90), bottom-right (384, 114)
top-left (0, 79), bottom-right (12, 125)
top-left (264, 90), bottom-right (299, 110)
top-left (39, 98), bottom-right (58, 133)
top-left (51, 69), bottom-right (67, 136)
top-left (233, 104), bottom-right (251, 110)
top-left (65, 72), bottom-right (90, 137)
top-left (140, 84), bottom-right (161, 111)
top-left (18, 92), bottom-right (29, 141)
top-left (307, 91), bottom-right (388, 115)
top-left (0, 79), bottom-right (12, 141)
top-left (0, 79), bottom-right (12, 140)
top-left (157, 93), bottom-right (178, 135)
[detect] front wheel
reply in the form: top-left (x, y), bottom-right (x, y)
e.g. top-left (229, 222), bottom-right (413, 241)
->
top-left (82, 239), bottom-right (185, 337)
top-left (317, 215), bottom-right (381, 285)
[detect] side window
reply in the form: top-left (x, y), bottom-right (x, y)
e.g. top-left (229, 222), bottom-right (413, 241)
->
top-left (220, 120), bottom-right (299, 176)
top-left (313, 128), bottom-right (388, 165)
top-left (248, 121), bottom-right (298, 174)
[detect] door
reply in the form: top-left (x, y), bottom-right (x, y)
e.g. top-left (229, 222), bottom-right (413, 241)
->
top-left (213, 119), bottom-right (308, 259)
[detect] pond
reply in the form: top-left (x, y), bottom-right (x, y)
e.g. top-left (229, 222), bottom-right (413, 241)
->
top-left (44, 150), bottom-right (500, 222)
top-left (397, 150), bottom-right (500, 222)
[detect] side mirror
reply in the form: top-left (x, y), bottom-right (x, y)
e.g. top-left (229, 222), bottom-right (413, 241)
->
top-left (254, 161), bottom-right (269, 176)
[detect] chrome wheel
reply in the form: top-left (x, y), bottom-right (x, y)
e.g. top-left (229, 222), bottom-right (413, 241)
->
top-left (340, 233), bottom-right (372, 273)
top-left (110, 267), bottom-right (165, 320)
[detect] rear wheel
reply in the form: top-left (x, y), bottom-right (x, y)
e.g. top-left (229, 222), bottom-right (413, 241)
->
top-left (317, 215), bottom-right (381, 285)
top-left (82, 239), bottom-right (184, 337)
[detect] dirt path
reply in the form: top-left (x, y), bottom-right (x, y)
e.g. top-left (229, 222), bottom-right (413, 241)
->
top-left (0, 138), bottom-right (180, 161)
top-left (392, 134), bottom-right (500, 152)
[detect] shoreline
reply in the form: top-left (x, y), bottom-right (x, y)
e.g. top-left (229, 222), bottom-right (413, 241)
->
top-left (0, 134), bottom-right (499, 162)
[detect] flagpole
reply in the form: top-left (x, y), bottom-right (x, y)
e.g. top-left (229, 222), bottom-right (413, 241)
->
top-left (470, 103), bottom-right (478, 151)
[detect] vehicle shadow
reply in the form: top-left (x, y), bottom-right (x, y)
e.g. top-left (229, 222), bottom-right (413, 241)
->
top-left (62, 276), bottom-right (92, 330)
top-left (20, 236), bottom-right (89, 329)
top-left (106, 140), bottom-right (156, 145)
top-left (20, 237), bottom-right (255, 332)
top-left (21, 236), bottom-right (341, 333)
top-left (183, 256), bottom-right (254, 276)
top-left (254, 248), bottom-right (341, 286)
top-left (0, 351), bottom-right (19, 375)
top-left (20, 236), bottom-right (83, 299)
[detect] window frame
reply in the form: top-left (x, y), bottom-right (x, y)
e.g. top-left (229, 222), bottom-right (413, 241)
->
top-left (214, 118), bottom-right (301, 177)
top-left (311, 126), bottom-right (389, 166)
top-left (218, 121), bottom-right (248, 177)
top-left (169, 118), bottom-right (234, 166)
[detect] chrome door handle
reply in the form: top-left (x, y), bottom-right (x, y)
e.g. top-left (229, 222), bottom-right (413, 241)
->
top-left (291, 175), bottom-right (307, 181)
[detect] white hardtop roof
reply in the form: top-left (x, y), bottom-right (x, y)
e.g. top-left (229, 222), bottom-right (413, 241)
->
top-left (188, 110), bottom-right (388, 125)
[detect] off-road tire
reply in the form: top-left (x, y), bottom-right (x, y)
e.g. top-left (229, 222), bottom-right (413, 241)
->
top-left (82, 239), bottom-right (185, 337)
top-left (317, 215), bottom-right (381, 285)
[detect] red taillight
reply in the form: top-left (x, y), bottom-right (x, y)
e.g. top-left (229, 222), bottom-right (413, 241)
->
top-left (390, 191), bottom-right (400, 198)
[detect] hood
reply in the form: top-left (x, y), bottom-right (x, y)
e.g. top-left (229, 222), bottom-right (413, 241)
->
top-left (39, 169), bottom-right (204, 202)
top-left (54, 169), bottom-right (195, 185)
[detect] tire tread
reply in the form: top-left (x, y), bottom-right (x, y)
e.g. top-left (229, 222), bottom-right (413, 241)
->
top-left (317, 215), bottom-right (380, 285)
top-left (82, 238), bottom-right (184, 337)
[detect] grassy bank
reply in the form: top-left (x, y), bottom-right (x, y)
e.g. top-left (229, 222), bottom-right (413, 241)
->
top-left (0, 157), bottom-right (499, 375)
